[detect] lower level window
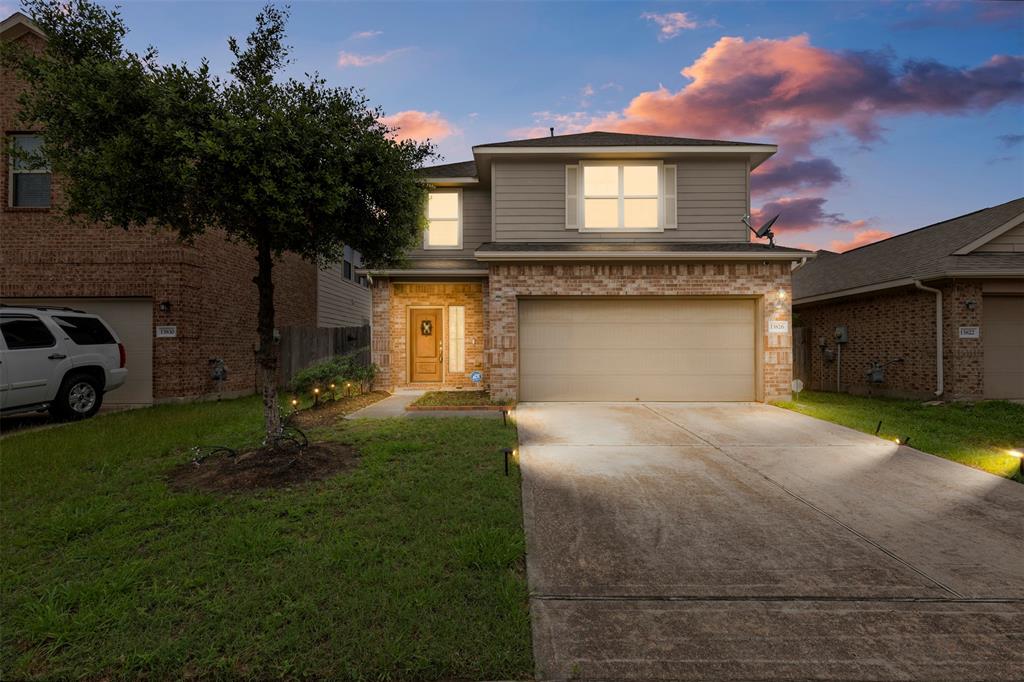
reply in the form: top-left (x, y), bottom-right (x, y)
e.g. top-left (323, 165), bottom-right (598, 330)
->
top-left (448, 306), bottom-right (465, 372)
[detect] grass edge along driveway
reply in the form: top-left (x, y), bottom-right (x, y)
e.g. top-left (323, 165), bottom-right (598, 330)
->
top-left (774, 390), bottom-right (1024, 480)
top-left (1, 397), bottom-right (532, 680)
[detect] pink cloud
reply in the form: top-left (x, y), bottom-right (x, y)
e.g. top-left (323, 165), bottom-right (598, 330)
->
top-left (641, 12), bottom-right (699, 40)
top-left (337, 47), bottom-right (411, 68)
top-left (552, 35), bottom-right (1022, 154)
top-left (829, 229), bottom-right (895, 253)
top-left (379, 110), bottom-right (457, 142)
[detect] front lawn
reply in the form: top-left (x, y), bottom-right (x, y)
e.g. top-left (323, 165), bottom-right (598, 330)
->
top-left (774, 391), bottom-right (1024, 480)
top-left (1, 397), bottom-right (531, 679)
top-left (411, 390), bottom-right (509, 408)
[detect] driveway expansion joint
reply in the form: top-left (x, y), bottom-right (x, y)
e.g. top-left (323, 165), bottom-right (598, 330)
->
top-left (530, 594), bottom-right (1024, 604)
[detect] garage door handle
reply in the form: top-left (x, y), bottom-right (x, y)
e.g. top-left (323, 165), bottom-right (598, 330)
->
top-left (48, 353), bottom-right (67, 360)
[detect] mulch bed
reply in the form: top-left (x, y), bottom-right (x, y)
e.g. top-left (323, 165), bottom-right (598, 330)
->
top-left (168, 441), bottom-right (360, 493)
top-left (290, 391), bottom-right (389, 428)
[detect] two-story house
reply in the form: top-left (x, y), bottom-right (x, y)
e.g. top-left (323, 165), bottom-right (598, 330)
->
top-left (362, 131), bottom-right (813, 402)
top-left (1, 11), bottom-right (369, 408)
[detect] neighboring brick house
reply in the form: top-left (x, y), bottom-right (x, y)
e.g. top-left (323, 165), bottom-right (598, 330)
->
top-left (1, 12), bottom-right (369, 407)
top-left (362, 131), bottom-right (813, 402)
top-left (793, 197), bottom-right (1024, 401)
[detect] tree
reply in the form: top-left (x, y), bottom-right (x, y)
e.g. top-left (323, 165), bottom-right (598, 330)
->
top-left (4, 0), bottom-right (433, 440)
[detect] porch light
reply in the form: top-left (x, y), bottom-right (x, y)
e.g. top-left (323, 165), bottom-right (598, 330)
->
top-left (777, 289), bottom-right (787, 300)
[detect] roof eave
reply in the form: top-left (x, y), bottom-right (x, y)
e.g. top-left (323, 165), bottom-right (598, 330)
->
top-left (794, 269), bottom-right (1024, 305)
top-left (474, 249), bottom-right (809, 262)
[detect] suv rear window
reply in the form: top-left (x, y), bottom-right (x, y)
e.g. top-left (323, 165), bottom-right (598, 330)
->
top-left (53, 316), bottom-right (116, 345)
top-left (0, 314), bottom-right (56, 349)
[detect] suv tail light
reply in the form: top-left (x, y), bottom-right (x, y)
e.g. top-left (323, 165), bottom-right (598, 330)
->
top-left (118, 342), bottom-right (127, 368)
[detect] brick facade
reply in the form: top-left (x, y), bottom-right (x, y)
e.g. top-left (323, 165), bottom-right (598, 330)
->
top-left (371, 262), bottom-right (794, 402)
top-left (795, 281), bottom-right (985, 400)
top-left (2, 28), bottom-right (317, 402)
top-left (371, 279), bottom-right (487, 391)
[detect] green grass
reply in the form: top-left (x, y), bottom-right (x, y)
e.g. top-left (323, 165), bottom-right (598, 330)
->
top-left (774, 391), bottom-right (1024, 480)
top-left (1, 397), bottom-right (531, 680)
top-left (411, 391), bottom-right (508, 408)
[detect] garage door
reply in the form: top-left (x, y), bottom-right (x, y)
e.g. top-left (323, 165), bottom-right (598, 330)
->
top-left (983, 295), bottom-right (1024, 399)
top-left (6, 298), bottom-right (153, 407)
top-left (519, 298), bottom-right (756, 402)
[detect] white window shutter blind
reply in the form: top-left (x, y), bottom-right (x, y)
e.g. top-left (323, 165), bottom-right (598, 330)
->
top-left (565, 165), bottom-right (579, 230)
top-left (663, 164), bottom-right (677, 229)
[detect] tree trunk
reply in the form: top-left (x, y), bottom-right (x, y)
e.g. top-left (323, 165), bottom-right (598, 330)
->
top-left (254, 240), bottom-right (281, 442)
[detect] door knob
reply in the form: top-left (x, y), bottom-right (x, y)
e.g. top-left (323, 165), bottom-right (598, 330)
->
top-left (48, 353), bottom-right (67, 360)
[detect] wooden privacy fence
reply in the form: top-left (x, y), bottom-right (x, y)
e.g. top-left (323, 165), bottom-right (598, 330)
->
top-left (277, 324), bottom-right (371, 386)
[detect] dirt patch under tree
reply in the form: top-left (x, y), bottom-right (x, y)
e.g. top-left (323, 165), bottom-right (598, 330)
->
top-left (168, 441), bottom-right (360, 493)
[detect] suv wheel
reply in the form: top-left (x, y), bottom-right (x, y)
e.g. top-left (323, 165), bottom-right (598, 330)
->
top-left (53, 372), bottom-right (104, 420)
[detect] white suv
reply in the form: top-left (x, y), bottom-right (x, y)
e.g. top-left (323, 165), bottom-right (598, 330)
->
top-left (0, 305), bottom-right (128, 420)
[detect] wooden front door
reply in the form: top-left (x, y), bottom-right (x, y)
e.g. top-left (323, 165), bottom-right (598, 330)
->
top-left (409, 308), bottom-right (443, 383)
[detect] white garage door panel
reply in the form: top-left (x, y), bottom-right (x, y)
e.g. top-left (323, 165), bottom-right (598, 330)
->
top-left (519, 298), bottom-right (756, 402)
top-left (6, 298), bottom-right (153, 407)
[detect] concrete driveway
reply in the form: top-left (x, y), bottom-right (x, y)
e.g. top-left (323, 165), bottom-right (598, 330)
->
top-left (515, 402), bottom-right (1024, 681)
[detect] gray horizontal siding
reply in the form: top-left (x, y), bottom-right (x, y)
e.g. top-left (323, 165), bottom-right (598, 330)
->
top-left (409, 186), bottom-right (491, 259)
top-left (317, 264), bottom-right (371, 327)
top-left (493, 158), bottom-right (750, 242)
top-left (977, 224), bottom-right (1024, 252)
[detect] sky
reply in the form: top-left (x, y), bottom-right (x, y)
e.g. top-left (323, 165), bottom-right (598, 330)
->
top-left (8, 0), bottom-right (1021, 251)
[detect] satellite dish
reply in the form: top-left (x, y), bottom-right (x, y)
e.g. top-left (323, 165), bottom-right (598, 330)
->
top-left (742, 213), bottom-right (781, 247)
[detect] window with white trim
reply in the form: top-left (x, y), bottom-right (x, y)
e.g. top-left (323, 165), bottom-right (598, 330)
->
top-left (8, 134), bottom-right (51, 208)
top-left (448, 305), bottom-right (465, 372)
top-left (424, 189), bottom-right (462, 249)
top-left (579, 161), bottom-right (663, 231)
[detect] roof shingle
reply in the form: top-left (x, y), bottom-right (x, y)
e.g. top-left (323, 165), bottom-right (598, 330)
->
top-left (793, 197), bottom-right (1024, 301)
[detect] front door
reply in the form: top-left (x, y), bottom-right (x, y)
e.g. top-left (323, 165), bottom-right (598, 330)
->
top-left (409, 308), bottom-right (442, 383)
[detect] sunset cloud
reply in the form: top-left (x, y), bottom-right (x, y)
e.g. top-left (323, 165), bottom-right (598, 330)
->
top-left (379, 110), bottom-right (457, 142)
top-left (350, 30), bottom-right (383, 40)
top-left (641, 12), bottom-right (699, 40)
top-left (751, 157), bottom-right (844, 195)
top-left (583, 35), bottom-right (1024, 154)
top-left (337, 47), bottom-right (411, 68)
top-left (829, 229), bottom-right (895, 253)
top-left (751, 196), bottom-right (869, 234)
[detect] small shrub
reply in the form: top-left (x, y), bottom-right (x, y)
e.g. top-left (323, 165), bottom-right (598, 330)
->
top-left (290, 351), bottom-right (376, 396)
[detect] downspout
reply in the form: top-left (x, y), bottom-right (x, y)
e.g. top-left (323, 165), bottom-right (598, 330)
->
top-left (914, 280), bottom-right (944, 397)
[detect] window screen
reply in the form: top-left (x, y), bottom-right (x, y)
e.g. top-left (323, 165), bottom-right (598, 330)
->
top-left (0, 315), bottom-right (56, 349)
top-left (54, 316), bottom-right (116, 345)
top-left (10, 134), bottom-right (51, 208)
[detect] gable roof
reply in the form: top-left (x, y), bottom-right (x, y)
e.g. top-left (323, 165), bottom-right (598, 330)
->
top-left (475, 131), bottom-right (761, 149)
top-left (793, 197), bottom-right (1024, 304)
top-left (0, 11), bottom-right (45, 41)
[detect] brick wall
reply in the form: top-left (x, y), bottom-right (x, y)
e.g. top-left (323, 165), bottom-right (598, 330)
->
top-left (371, 279), bottom-right (487, 391)
top-left (795, 281), bottom-right (983, 400)
top-left (486, 262), bottom-right (794, 402)
top-left (2, 29), bottom-right (318, 401)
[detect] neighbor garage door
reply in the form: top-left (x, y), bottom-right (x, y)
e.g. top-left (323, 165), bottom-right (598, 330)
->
top-left (519, 298), bottom-right (756, 402)
top-left (983, 295), bottom-right (1024, 399)
top-left (7, 298), bottom-right (153, 408)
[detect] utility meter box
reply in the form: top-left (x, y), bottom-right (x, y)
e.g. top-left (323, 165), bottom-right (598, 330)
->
top-left (834, 326), bottom-right (848, 343)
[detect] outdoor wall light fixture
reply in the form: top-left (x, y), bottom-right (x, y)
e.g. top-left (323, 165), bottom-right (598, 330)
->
top-left (965, 299), bottom-right (978, 311)
top-left (159, 301), bottom-right (172, 313)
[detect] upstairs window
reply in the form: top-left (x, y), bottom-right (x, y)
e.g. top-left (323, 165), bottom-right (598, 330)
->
top-left (567, 161), bottom-right (676, 232)
top-left (424, 189), bottom-right (462, 249)
top-left (8, 134), bottom-right (51, 208)
top-left (343, 245), bottom-right (354, 280)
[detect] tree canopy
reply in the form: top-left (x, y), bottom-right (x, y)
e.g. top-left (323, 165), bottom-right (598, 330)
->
top-left (5, 0), bottom-right (435, 437)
